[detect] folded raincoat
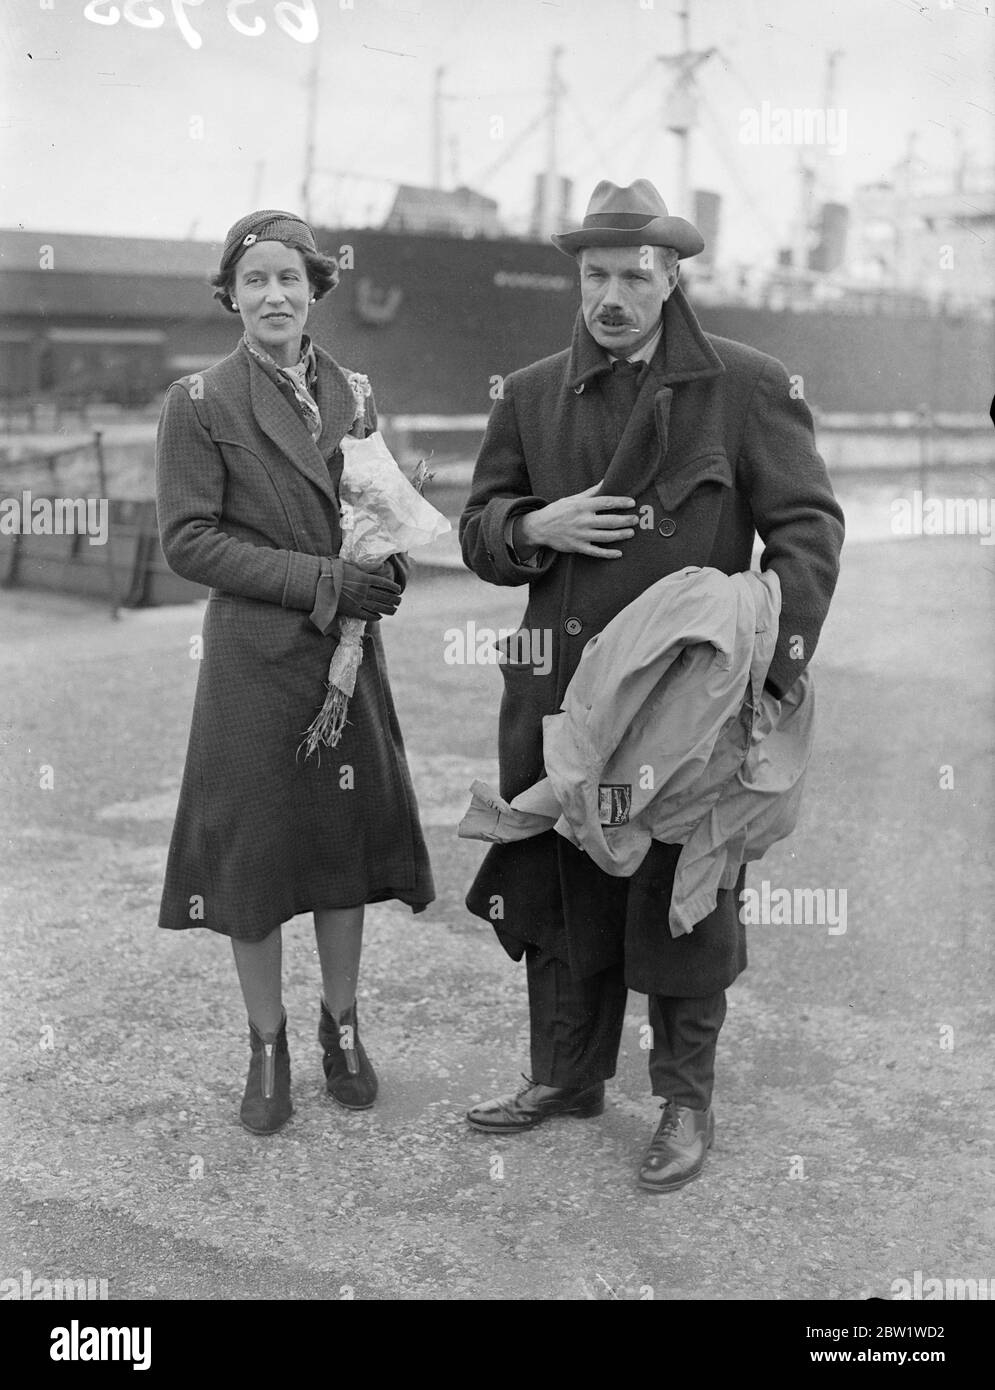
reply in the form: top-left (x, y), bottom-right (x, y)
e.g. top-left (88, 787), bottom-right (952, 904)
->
top-left (458, 565), bottom-right (814, 937)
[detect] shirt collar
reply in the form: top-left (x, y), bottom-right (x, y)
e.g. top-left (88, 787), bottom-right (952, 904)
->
top-left (607, 318), bottom-right (663, 366)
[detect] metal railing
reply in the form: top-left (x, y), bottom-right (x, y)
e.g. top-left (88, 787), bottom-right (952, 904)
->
top-left (0, 430), bottom-right (122, 617)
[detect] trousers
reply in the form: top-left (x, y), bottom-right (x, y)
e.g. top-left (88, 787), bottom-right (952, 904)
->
top-left (526, 945), bottom-right (727, 1109)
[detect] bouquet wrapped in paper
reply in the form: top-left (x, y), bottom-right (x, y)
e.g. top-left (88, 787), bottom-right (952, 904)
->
top-left (299, 376), bottom-right (451, 760)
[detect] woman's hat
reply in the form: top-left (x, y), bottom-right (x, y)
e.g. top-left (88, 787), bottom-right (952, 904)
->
top-left (552, 179), bottom-right (704, 259)
top-left (218, 209), bottom-right (318, 280)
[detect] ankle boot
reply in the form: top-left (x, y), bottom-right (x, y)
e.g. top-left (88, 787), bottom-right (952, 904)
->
top-left (239, 1010), bottom-right (292, 1135)
top-left (318, 998), bottom-right (378, 1109)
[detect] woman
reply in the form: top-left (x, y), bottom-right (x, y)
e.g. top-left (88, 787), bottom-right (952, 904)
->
top-left (155, 209), bottom-right (435, 1135)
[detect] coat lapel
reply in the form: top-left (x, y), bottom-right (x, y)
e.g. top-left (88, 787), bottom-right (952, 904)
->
top-left (567, 284), bottom-right (726, 500)
top-left (600, 370), bottom-right (671, 501)
top-left (245, 341), bottom-right (351, 509)
top-left (313, 344), bottom-right (365, 454)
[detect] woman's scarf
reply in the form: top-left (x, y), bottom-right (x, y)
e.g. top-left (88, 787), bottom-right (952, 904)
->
top-left (243, 331), bottom-right (322, 441)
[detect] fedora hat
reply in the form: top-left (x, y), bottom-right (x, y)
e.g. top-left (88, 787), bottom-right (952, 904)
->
top-left (552, 179), bottom-right (704, 259)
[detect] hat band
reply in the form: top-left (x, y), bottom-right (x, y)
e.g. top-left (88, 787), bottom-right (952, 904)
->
top-left (243, 219), bottom-right (315, 250)
top-left (219, 212), bottom-right (318, 275)
top-left (582, 212), bottom-right (658, 230)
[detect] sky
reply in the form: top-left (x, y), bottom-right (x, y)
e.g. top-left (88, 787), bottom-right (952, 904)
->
top-left (2, 0), bottom-right (993, 266)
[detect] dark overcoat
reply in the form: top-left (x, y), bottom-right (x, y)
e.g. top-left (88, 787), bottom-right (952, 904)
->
top-left (459, 285), bottom-right (844, 995)
top-left (155, 338), bottom-right (435, 942)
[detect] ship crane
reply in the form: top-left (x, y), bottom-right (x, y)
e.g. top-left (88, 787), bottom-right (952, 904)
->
top-left (317, 0), bottom-right (849, 266)
top-left (471, 18), bottom-right (721, 238)
top-left (792, 49), bottom-right (844, 279)
top-left (658, 2), bottom-right (717, 220)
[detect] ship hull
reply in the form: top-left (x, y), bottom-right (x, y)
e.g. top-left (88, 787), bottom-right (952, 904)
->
top-left (308, 229), bottom-right (992, 417)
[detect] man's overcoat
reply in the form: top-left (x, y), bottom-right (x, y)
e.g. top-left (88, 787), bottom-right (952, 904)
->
top-left (155, 339), bottom-right (434, 942)
top-left (459, 284), bottom-right (844, 994)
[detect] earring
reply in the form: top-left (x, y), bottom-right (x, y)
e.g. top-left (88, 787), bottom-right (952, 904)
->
top-left (231, 300), bottom-right (238, 310)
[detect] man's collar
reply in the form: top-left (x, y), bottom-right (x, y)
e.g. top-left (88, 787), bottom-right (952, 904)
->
top-left (568, 283), bottom-right (725, 390)
top-left (607, 319), bottom-right (663, 366)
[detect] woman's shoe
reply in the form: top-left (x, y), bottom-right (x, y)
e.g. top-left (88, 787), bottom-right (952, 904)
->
top-left (239, 1010), bottom-right (293, 1135)
top-left (318, 998), bottom-right (378, 1109)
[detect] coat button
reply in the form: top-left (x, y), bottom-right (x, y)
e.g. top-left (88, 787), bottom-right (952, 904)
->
top-left (564, 616), bottom-right (583, 636)
top-left (658, 517), bottom-right (677, 537)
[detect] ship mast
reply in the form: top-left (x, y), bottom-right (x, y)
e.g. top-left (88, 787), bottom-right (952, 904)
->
top-left (538, 45), bottom-right (565, 240)
top-left (793, 49), bottom-right (843, 274)
top-left (821, 49), bottom-right (842, 203)
top-left (300, 39), bottom-right (321, 221)
top-left (675, 3), bottom-right (691, 216)
top-left (661, 1), bottom-right (715, 217)
top-left (894, 129), bottom-right (919, 290)
top-left (432, 65), bottom-right (446, 188)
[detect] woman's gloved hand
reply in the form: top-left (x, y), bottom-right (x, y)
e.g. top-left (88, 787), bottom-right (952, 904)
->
top-left (332, 557), bottom-right (401, 621)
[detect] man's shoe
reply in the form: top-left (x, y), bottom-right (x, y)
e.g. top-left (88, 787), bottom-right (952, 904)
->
top-left (466, 1075), bottom-right (605, 1132)
top-left (637, 1100), bottom-right (714, 1193)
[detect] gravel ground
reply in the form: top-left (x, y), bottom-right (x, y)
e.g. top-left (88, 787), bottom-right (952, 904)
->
top-left (1, 536), bottom-right (992, 1301)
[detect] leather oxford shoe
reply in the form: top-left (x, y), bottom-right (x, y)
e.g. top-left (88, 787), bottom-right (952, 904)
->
top-left (466, 1075), bottom-right (605, 1132)
top-left (638, 1100), bottom-right (714, 1192)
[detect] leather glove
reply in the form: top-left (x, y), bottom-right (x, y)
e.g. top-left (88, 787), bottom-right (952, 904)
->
top-left (332, 557), bottom-right (401, 621)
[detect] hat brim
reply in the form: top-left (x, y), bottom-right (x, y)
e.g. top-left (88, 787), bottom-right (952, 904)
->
top-left (552, 215), bottom-right (704, 259)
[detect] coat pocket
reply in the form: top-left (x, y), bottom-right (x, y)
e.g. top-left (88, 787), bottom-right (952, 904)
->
top-left (496, 633), bottom-right (560, 796)
top-left (494, 627), bottom-right (556, 680)
top-left (206, 591), bottom-right (324, 667)
top-left (654, 451), bottom-right (733, 512)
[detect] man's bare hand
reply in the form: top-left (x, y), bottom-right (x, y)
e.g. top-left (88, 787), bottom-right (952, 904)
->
top-left (519, 483), bottom-right (638, 559)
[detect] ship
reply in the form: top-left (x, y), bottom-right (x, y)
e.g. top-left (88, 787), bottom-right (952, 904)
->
top-left (1, 27), bottom-right (992, 425)
top-left (2, 16), bottom-right (992, 611)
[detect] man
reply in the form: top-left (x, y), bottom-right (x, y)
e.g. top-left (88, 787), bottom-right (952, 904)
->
top-left (458, 179), bottom-right (844, 1192)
